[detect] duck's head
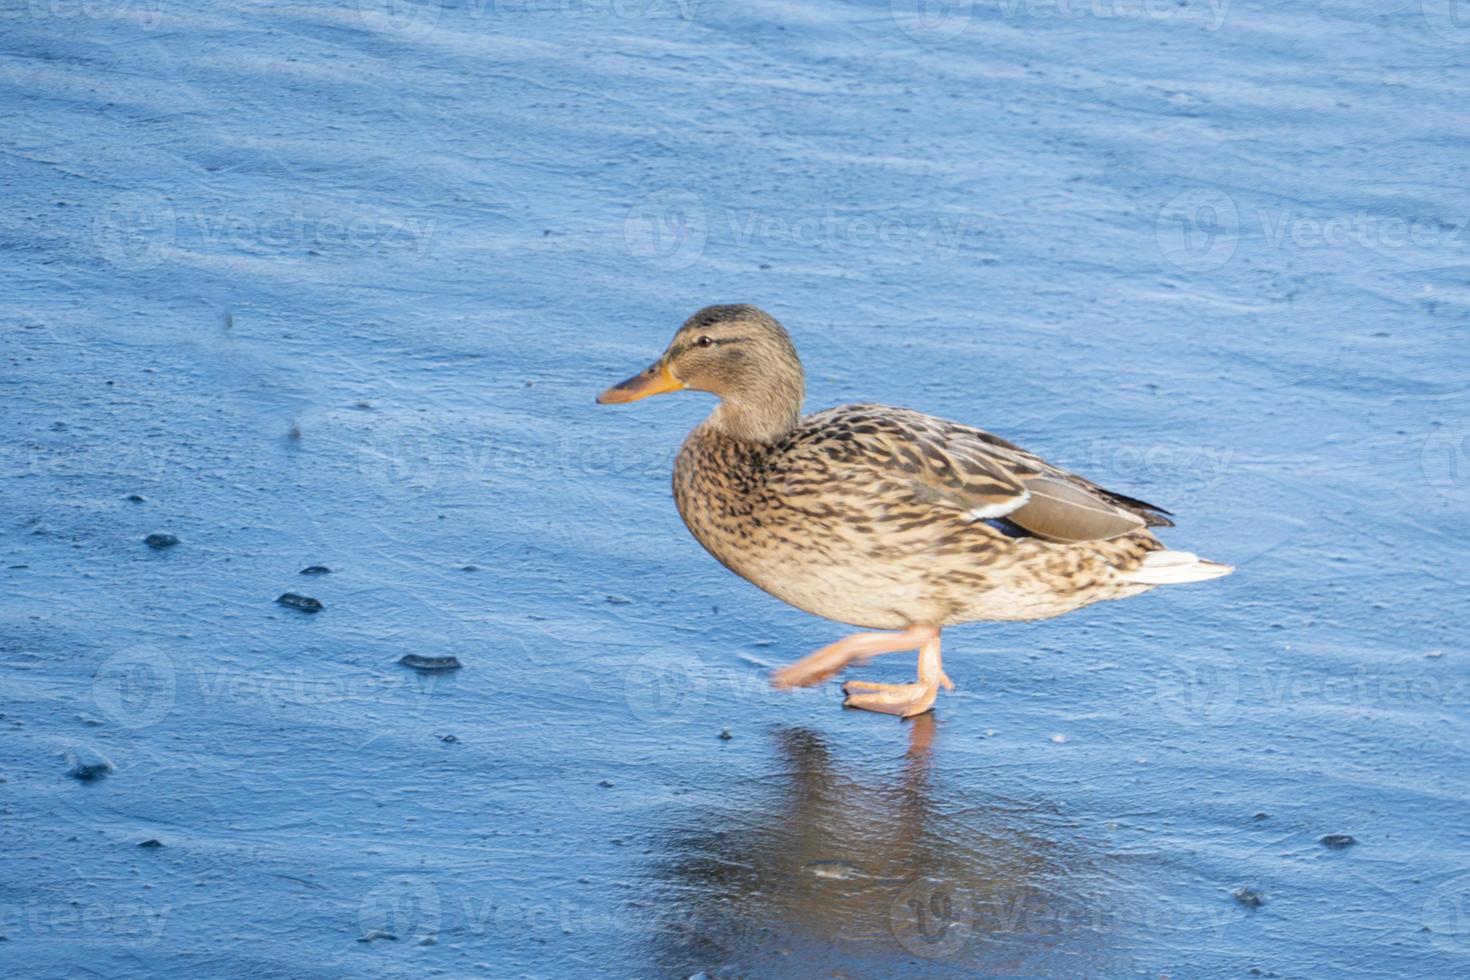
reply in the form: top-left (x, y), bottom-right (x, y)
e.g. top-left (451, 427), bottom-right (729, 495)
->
top-left (598, 305), bottom-right (806, 442)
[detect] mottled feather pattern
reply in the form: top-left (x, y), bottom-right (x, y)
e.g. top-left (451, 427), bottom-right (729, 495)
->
top-left (673, 403), bottom-right (1168, 630)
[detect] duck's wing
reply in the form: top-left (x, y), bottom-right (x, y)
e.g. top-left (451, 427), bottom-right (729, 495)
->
top-left (786, 405), bottom-right (1173, 543)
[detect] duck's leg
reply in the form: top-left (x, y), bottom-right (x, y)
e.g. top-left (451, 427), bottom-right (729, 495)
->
top-left (770, 626), bottom-right (941, 690)
top-left (841, 630), bottom-right (951, 718)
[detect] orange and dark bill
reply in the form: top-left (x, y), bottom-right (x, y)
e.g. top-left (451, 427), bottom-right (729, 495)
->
top-left (596, 359), bottom-right (685, 404)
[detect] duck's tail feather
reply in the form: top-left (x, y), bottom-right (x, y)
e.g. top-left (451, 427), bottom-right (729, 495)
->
top-left (1123, 549), bottom-right (1233, 585)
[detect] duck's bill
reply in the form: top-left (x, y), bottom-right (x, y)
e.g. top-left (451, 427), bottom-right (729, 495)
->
top-left (597, 360), bottom-right (684, 404)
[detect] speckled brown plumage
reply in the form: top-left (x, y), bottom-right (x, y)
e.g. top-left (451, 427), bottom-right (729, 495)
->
top-left (673, 405), bottom-right (1167, 629)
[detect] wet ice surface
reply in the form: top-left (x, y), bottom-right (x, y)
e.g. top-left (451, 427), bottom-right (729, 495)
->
top-left (2, 1), bottom-right (1469, 977)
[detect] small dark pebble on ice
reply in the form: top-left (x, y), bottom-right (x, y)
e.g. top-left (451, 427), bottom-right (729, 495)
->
top-left (144, 533), bottom-right (179, 550)
top-left (1320, 834), bottom-right (1356, 849)
top-left (299, 565), bottom-right (332, 576)
top-left (65, 746), bottom-right (115, 781)
top-left (277, 593), bottom-right (323, 613)
top-left (138, 839), bottom-right (164, 849)
top-left (398, 654), bottom-right (461, 673)
top-left (719, 729), bottom-right (732, 741)
top-left (1232, 886), bottom-right (1265, 908)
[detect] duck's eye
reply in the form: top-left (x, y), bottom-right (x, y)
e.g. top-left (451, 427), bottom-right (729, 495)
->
top-left (696, 335), bottom-right (713, 348)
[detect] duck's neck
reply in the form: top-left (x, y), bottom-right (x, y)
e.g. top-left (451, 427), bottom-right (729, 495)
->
top-left (707, 378), bottom-right (804, 444)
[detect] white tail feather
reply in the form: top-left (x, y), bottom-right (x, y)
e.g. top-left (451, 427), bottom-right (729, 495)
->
top-left (1124, 550), bottom-right (1234, 585)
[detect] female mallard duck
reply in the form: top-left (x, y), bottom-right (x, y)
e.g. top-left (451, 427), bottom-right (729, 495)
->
top-left (598, 305), bottom-right (1231, 718)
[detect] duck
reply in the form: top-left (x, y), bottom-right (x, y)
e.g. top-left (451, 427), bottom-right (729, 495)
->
top-left (597, 305), bottom-right (1231, 718)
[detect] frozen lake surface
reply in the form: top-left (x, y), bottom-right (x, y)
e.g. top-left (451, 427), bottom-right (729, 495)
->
top-left (3, 1), bottom-right (1469, 976)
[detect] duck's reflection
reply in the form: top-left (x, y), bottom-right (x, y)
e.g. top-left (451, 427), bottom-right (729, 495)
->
top-left (645, 718), bottom-right (1123, 977)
